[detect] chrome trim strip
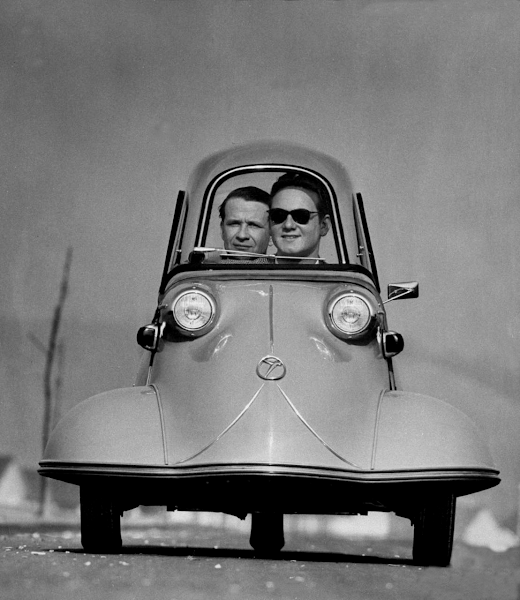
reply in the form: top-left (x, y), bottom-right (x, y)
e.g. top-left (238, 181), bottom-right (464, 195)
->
top-left (39, 462), bottom-right (500, 482)
top-left (269, 284), bottom-right (274, 353)
top-left (169, 384), bottom-right (265, 466)
top-left (150, 384), bottom-right (169, 465)
top-left (370, 389), bottom-right (388, 471)
top-left (276, 385), bottom-right (363, 469)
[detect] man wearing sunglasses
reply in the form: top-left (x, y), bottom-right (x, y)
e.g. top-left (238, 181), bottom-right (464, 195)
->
top-left (269, 173), bottom-right (331, 263)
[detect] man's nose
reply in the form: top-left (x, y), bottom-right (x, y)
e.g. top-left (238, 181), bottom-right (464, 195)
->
top-left (236, 224), bottom-right (250, 239)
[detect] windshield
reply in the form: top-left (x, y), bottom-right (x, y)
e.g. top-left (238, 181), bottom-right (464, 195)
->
top-left (196, 166), bottom-right (347, 264)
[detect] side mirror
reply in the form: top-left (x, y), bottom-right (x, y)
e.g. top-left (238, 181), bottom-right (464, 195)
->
top-left (137, 324), bottom-right (161, 351)
top-left (384, 281), bottom-right (419, 304)
top-left (382, 331), bottom-right (404, 358)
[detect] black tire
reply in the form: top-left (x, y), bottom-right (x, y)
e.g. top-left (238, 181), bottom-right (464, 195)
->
top-left (80, 486), bottom-right (122, 554)
top-left (249, 513), bottom-right (285, 555)
top-left (412, 494), bottom-right (456, 566)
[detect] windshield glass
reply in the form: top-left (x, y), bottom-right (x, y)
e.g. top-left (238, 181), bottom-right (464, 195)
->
top-left (198, 167), bottom-right (344, 264)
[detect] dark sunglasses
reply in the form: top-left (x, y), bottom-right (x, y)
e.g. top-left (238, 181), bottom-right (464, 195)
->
top-left (268, 208), bottom-right (319, 225)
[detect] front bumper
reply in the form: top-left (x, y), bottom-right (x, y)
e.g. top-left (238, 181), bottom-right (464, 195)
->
top-left (39, 460), bottom-right (500, 515)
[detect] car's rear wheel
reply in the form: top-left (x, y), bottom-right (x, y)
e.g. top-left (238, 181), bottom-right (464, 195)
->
top-left (412, 494), bottom-right (456, 566)
top-left (80, 486), bottom-right (122, 553)
top-left (249, 512), bottom-right (285, 555)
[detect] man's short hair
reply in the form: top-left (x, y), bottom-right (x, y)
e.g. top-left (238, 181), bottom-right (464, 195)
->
top-left (270, 172), bottom-right (330, 217)
top-left (219, 186), bottom-right (271, 221)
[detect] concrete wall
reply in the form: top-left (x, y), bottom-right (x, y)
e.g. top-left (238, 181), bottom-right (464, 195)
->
top-left (1, 0), bottom-right (519, 523)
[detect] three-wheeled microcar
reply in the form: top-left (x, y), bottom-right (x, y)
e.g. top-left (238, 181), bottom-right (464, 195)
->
top-left (39, 141), bottom-right (499, 566)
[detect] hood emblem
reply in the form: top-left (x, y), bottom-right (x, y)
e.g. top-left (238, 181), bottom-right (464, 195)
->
top-left (256, 355), bottom-right (286, 381)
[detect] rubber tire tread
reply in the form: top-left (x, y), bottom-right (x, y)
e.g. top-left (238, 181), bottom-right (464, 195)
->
top-left (412, 494), bottom-right (456, 566)
top-left (80, 486), bottom-right (122, 554)
top-left (250, 512), bottom-right (285, 555)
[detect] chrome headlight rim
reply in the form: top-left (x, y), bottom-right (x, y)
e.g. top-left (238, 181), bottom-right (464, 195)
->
top-left (171, 287), bottom-right (218, 337)
top-left (326, 289), bottom-right (378, 340)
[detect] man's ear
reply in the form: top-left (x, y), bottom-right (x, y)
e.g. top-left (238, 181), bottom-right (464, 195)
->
top-left (320, 215), bottom-right (331, 237)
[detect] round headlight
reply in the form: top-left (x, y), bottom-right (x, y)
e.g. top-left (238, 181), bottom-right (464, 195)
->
top-left (172, 290), bottom-right (215, 331)
top-left (329, 293), bottom-right (373, 336)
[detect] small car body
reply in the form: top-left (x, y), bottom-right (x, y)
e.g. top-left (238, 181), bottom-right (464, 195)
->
top-left (39, 141), bottom-right (499, 566)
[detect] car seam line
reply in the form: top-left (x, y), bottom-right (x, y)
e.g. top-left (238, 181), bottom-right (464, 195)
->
top-left (276, 384), bottom-right (363, 470)
top-left (269, 284), bottom-right (274, 353)
top-left (150, 383), bottom-right (169, 465)
top-left (167, 384), bottom-right (266, 466)
top-left (370, 389), bottom-right (388, 471)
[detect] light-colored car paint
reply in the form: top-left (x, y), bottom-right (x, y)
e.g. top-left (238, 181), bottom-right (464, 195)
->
top-left (39, 141), bottom-right (499, 512)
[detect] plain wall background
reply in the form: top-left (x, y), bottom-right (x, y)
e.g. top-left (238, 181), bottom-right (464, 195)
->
top-left (1, 0), bottom-right (519, 523)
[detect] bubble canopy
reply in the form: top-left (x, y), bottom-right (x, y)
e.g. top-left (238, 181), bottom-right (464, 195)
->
top-left (162, 141), bottom-right (373, 280)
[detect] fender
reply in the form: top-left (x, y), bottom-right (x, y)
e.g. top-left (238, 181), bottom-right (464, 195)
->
top-left (372, 390), bottom-right (498, 473)
top-left (41, 386), bottom-right (167, 467)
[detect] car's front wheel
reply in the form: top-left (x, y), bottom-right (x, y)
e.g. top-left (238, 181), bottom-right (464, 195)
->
top-left (412, 494), bottom-right (456, 566)
top-left (80, 486), bottom-right (122, 554)
top-left (249, 512), bottom-right (285, 555)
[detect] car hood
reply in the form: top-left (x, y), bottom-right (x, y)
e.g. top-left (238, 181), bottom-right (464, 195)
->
top-left (153, 276), bottom-right (388, 470)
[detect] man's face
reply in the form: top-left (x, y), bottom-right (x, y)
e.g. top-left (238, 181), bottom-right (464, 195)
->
top-left (220, 197), bottom-right (270, 255)
top-left (270, 187), bottom-right (330, 258)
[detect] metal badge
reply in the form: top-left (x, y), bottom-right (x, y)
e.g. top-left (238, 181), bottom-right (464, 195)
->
top-left (256, 355), bottom-right (286, 381)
